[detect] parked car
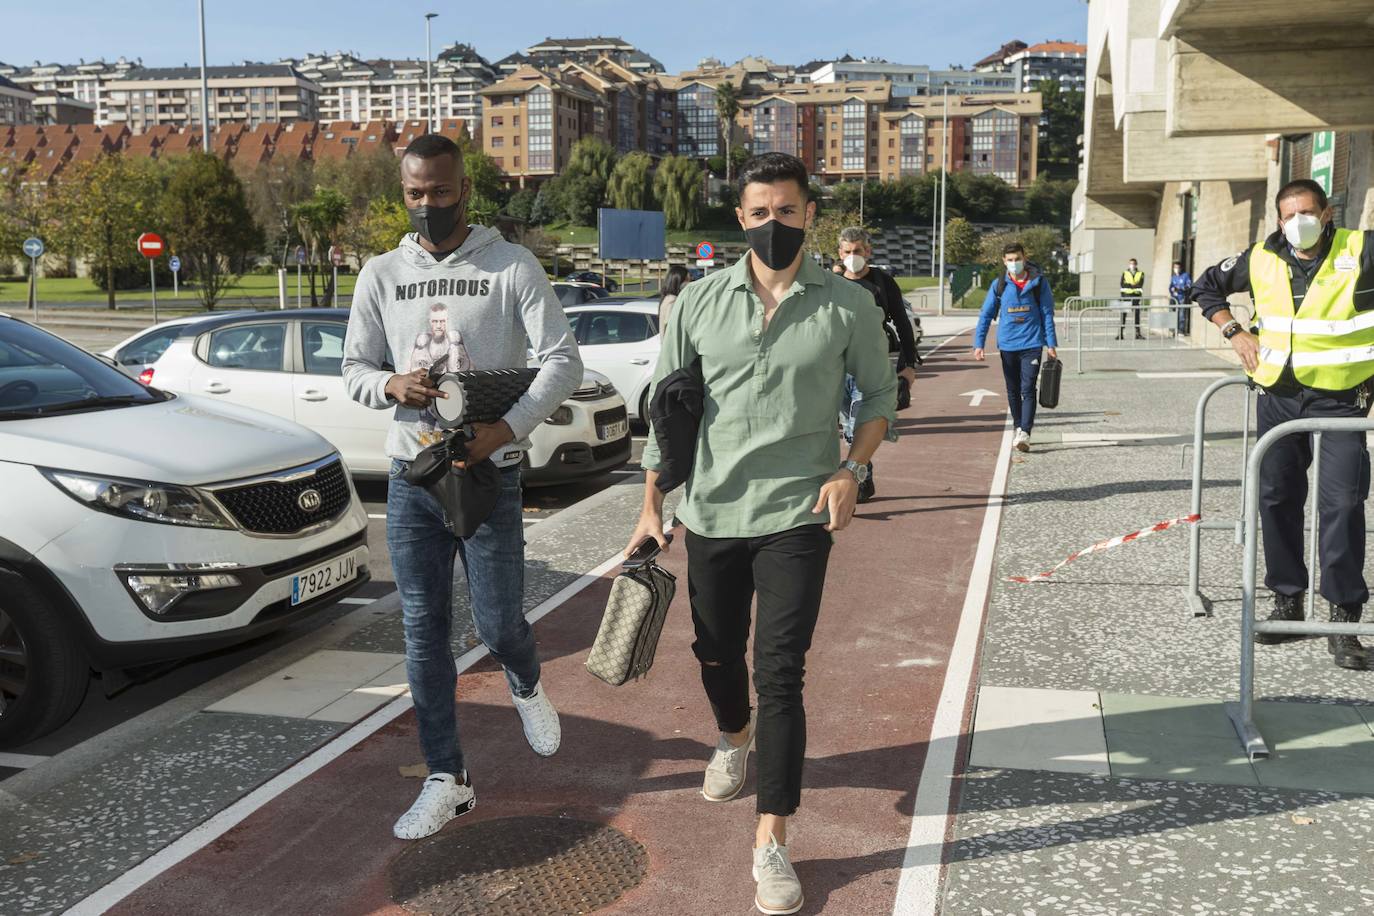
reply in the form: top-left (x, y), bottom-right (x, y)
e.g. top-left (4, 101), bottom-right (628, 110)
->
top-left (566, 271), bottom-right (619, 292)
top-left (0, 312), bottom-right (371, 746)
top-left (106, 309), bottom-right (631, 485)
top-left (565, 300), bottom-right (661, 422)
top-left (552, 282), bottom-right (611, 308)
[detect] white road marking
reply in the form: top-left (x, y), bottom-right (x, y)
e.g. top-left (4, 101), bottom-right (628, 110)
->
top-left (366, 513), bottom-right (386, 520)
top-left (337, 597), bottom-right (375, 605)
top-left (1136, 371), bottom-right (1226, 379)
top-left (959, 388), bottom-right (999, 407)
top-left (891, 418), bottom-right (1013, 916)
top-left (65, 548), bottom-right (633, 916)
top-left (0, 752), bottom-right (50, 769)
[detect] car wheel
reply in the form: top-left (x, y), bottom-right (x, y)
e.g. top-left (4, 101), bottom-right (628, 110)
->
top-left (639, 389), bottom-right (652, 427)
top-left (0, 573), bottom-right (89, 747)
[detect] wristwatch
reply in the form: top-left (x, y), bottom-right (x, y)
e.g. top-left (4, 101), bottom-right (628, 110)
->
top-left (840, 459), bottom-right (869, 484)
top-left (1221, 320), bottom-right (1243, 340)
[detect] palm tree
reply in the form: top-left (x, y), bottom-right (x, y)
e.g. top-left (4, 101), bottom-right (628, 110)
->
top-left (714, 81), bottom-right (741, 184)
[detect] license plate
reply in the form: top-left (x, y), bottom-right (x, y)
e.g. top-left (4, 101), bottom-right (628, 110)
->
top-left (598, 419), bottom-right (628, 441)
top-left (291, 552), bottom-right (359, 606)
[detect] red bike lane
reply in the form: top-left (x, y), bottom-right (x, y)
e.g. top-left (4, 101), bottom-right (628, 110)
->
top-left (105, 332), bottom-right (1010, 915)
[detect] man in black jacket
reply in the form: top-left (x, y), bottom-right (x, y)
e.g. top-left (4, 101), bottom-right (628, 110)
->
top-left (837, 227), bottom-right (917, 502)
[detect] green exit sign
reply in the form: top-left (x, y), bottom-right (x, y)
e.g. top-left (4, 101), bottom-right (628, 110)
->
top-left (1311, 131), bottom-right (1335, 195)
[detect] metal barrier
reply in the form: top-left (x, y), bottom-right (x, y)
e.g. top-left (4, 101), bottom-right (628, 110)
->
top-left (1071, 300), bottom-right (1252, 373)
top-left (1228, 416), bottom-right (1374, 760)
top-left (1184, 375), bottom-right (1256, 617)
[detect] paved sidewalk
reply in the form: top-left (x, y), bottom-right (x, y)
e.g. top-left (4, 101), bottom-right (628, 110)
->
top-left (946, 343), bottom-right (1374, 914)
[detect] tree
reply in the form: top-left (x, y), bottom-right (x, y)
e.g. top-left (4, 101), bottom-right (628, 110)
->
top-left (607, 151), bottom-right (654, 211)
top-left (1037, 79), bottom-right (1085, 180)
top-left (950, 171), bottom-right (1012, 221)
top-left (161, 152), bottom-right (259, 309)
top-left (292, 187), bottom-right (349, 306)
top-left (565, 137), bottom-right (617, 186)
top-left (530, 182), bottom-right (559, 225)
top-left (314, 147), bottom-right (402, 214)
top-left (805, 208), bottom-right (866, 262)
top-left (505, 188), bottom-right (538, 223)
top-left (942, 217), bottom-right (981, 265)
top-left (242, 156), bottom-right (315, 267)
top-left (714, 81), bottom-right (741, 184)
top-left (356, 199), bottom-right (412, 257)
top-left (653, 156), bottom-right (703, 230)
top-left (50, 155), bottom-right (164, 309)
top-left (0, 161), bottom-right (51, 278)
top-left (980, 224), bottom-right (1069, 289)
top-left (462, 145), bottom-right (507, 225)
top-left (1024, 175), bottom-right (1075, 227)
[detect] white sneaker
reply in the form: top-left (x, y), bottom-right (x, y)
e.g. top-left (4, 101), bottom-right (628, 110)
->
top-left (1014, 429), bottom-right (1031, 453)
top-left (753, 835), bottom-right (804, 915)
top-left (392, 772), bottom-right (475, 840)
top-left (512, 682), bottom-right (561, 756)
top-left (703, 716), bottom-right (755, 802)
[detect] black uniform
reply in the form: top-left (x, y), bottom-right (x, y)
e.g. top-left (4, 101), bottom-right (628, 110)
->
top-left (1193, 226), bottom-right (1374, 607)
top-left (847, 266), bottom-right (919, 370)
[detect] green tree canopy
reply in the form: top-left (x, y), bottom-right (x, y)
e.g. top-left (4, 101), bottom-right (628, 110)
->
top-left (292, 186), bottom-right (350, 305)
top-left (241, 155), bottom-right (315, 266)
top-left (1036, 80), bottom-right (1085, 180)
top-left (652, 156), bottom-right (703, 230)
top-left (607, 151), bottom-right (654, 211)
top-left (714, 81), bottom-right (741, 183)
top-left (505, 188), bottom-right (538, 223)
top-left (0, 161), bottom-right (52, 276)
top-left (950, 171), bottom-right (1012, 221)
top-left (161, 152), bottom-right (260, 309)
top-left (942, 217), bottom-right (982, 265)
top-left (1024, 175), bottom-right (1076, 227)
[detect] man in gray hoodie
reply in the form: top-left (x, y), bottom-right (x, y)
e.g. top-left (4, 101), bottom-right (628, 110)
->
top-left (342, 134), bottom-right (582, 840)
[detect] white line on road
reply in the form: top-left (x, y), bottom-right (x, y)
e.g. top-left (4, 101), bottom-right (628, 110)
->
top-left (1136, 371), bottom-right (1226, 379)
top-left (337, 597), bottom-right (376, 605)
top-left (66, 549), bottom-right (631, 916)
top-left (0, 752), bottom-right (50, 769)
top-left (366, 513), bottom-right (386, 520)
top-left (892, 418), bottom-right (1013, 916)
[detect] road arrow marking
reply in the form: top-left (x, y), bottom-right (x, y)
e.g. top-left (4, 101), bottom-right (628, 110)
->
top-left (961, 389), bottom-right (999, 407)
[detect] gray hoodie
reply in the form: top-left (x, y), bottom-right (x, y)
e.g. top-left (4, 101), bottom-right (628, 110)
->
top-left (342, 227), bottom-right (582, 466)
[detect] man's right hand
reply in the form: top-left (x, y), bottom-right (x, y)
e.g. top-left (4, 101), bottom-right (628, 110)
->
top-left (972, 347), bottom-right (986, 362)
top-left (624, 511), bottom-right (669, 558)
top-left (385, 369), bottom-right (445, 408)
top-left (1229, 331), bottom-right (1260, 373)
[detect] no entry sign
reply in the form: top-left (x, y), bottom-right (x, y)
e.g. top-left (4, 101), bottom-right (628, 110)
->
top-left (137, 232), bottom-right (165, 258)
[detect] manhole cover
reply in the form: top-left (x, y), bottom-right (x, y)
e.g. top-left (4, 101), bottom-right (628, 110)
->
top-left (389, 815), bottom-right (647, 915)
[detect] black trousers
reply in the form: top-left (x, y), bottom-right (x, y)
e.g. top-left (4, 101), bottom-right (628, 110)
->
top-left (685, 524), bottom-right (832, 816)
top-left (1257, 387), bottom-right (1372, 606)
top-left (1119, 295), bottom-right (1143, 328)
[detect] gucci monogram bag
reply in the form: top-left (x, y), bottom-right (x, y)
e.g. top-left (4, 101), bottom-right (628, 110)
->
top-left (585, 561), bottom-right (676, 686)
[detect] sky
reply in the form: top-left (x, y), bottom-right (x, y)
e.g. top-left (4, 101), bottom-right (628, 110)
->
top-left (1, 0), bottom-right (1087, 74)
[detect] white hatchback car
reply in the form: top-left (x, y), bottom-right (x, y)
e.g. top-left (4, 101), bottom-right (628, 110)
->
top-left (107, 309), bottom-right (631, 485)
top-left (0, 312), bottom-right (371, 746)
top-left (565, 300), bottom-right (661, 422)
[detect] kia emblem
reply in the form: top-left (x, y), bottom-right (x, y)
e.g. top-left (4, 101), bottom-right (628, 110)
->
top-left (298, 488), bottom-right (323, 512)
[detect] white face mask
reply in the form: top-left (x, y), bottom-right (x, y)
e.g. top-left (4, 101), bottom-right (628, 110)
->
top-left (1006, 259), bottom-right (1025, 276)
top-left (842, 253), bottom-right (866, 273)
top-left (1283, 212), bottom-right (1324, 251)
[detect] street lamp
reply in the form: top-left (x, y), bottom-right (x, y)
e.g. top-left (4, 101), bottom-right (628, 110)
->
top-left (937, 83), bottom-right (949, 316)
top-left (424, 12), bottom-right (438, 133)
top-left (198, 0), bottom-right (210, 152)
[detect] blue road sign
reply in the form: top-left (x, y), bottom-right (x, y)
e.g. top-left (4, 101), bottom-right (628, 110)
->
top-left (295, 246), bottom-right (307, 265)
top-left (22, 237), bottom-right (44, 259)
top-left (695, 241), bottom-right (714, 260)
top-left (169, 255), bottom-right (182, 272)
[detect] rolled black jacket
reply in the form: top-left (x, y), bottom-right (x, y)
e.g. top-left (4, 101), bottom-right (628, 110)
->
top-left (649, 357), bottom-right (704, 493)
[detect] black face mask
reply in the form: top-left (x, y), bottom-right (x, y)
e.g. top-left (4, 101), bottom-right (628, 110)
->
top-left (745, 219), bottom-right (807, 271)
top-left (408, 200), bottom-right (464, 247)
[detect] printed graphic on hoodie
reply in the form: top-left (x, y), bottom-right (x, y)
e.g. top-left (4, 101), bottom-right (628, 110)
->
top-left (407, 303), bottom-right (472, 445)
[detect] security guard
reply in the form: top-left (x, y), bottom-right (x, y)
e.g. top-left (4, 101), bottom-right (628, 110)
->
top-left (1118, 258), bottom-right (1146, 340)
top-left (1194, 178), bottom-right (1374, 670)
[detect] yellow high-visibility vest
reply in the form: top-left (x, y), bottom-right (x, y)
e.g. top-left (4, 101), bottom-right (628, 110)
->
top-left (1250, 228), bottom-right (1372, 390)
top-left (1120, 270), bottom-right (1144, 296)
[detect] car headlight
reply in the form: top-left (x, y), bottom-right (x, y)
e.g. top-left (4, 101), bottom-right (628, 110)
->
top-left (42, 469), bottom-right (235, 529)
top-left (545, 406), bottom-right (574, 425)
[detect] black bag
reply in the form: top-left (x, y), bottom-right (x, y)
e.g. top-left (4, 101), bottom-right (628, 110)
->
top-left (1038, 356), bottom-right (1062, 409)
top-left (896, 374), bottom-right (912, 411)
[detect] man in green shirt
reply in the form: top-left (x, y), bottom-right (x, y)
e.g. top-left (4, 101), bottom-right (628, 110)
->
top-left (625, 152), bottom-right (896, 916)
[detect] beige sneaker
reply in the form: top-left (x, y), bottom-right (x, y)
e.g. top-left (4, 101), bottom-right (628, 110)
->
top-left (702, 716), bottom-right (755, 802)
top-left (752, 835), bottom-right (803, 915)
top-left (1014, 429), bottom-right (1031, 453)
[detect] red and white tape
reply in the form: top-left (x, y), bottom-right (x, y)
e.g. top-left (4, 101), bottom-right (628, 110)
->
top-left (1008, 513), bottom-right (1201, 583)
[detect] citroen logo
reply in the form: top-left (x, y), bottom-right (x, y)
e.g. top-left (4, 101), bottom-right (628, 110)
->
top-left (298, 488), bottom-right (323, 512)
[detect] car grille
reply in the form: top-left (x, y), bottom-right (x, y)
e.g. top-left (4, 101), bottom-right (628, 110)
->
top-left (594, 405), bottom-right (628, 430)
top-left (214, 458), bottom-right (351, 535)
top-left (571, 381), bottom-right (616, 401)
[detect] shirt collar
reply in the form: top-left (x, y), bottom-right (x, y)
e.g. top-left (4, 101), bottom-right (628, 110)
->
top-left (728, 253), bottom-right (830, 293)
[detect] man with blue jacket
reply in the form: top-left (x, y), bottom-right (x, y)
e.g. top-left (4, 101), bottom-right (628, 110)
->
top-left (972, 242), bottom-right (1058, 453)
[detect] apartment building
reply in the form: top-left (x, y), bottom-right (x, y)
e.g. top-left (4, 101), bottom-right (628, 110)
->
top-left (105, 65), bottom-right (320, 131)
top-left (480, 65), bottom-right (603, 185)
top-left (803, 57), bottom-right (1018, 97)
top-left (292, 44), bottom-right (496, 137)
top-left (0, 75), bottom-right (37, 126)
top-left (558, 57), bottom-right (675, 156)
top-left (0, 58), bottom-right (137, 124)
top-left (975, 40), bottom-right (1087, 93)
top-left (496, 37), bottom-right (664, 77)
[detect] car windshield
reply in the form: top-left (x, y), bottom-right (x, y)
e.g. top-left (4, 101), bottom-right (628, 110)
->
top-left (0, 318), bottom-right (168, 420)
top-left (554, 285), bottom-right (585, 307)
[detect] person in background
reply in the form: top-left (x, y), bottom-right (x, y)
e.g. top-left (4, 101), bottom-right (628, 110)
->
top-left (972, 242), bottom-right (1058, 453)
top-left (1169, 260), bottom-right (1194, 336)
top-left (836, 227), bottom-right (920, 502)
top-left (659, 265), bottom-right (691, 330)
top-left (1119, 257), bottom-right (1146, 340)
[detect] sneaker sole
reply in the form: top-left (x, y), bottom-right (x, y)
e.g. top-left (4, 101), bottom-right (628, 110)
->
top-left (702, 739), bottom-right (753, 803)
top-left (1015, 441), bottom-right (1030, 453)
top-left (392, 795), bottom-right (476, 841)
top-left (755, 894), bottom-right (804, 915)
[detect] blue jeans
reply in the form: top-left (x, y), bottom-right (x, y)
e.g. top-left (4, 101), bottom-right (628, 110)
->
top-left (1000, 348), bottom-right (1041, 433)
top-left (386, 459), bottom-right (540, 776)
top-left (841, 374), bottom-right (862, 443)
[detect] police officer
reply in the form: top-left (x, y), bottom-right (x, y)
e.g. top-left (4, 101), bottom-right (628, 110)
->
top-left (1194, 178), bottom-right (1374, 671)
top-left (1118, 258), bottom-right (1145, 340)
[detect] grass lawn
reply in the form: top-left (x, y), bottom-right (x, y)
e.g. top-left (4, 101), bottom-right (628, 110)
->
top-left (0, 271), bottom-right (359, 305)
top-left (894, 276), bottom-right (942, 293)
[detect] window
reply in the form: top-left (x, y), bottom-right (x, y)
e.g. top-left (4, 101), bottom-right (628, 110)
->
top-left (899, 116), bottom-right (925, 175)
top-left (205, 323), bottom-right (286, 372)
top-left (514, 135), bottom-right (520, 146)
top-left (527, 87), bottom-right (553, 170)
top-left (573, 311), bottom-right (653, 345)
top-left (514, 156), bottom-right (521, 168)
top-left (888, 138), bottom-right (895, 148)
top-left (116, 327), bottom-right (180, 367)
top-left (301, 322), bottom-right (345, 376)
top-left (842, 99), bottom-right (865, 170)
top-left (513, 115), bottom-right (520, 127)
top-left (494, 157), bottom-right (504, 168)
top-left (491, 136), bottom-right (504, 148)
top-left (491, 115), bottom-right (503, 128)
top-left (750, 100), bottom-right (797, 156)
top-left (888, 156), bottom-right (895, 165)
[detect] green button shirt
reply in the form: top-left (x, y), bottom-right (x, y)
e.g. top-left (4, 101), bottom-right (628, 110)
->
top-left (642, 254), bottom-right (898, 538)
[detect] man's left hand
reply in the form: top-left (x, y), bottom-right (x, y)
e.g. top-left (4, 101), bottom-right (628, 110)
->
top-left (1046, 347), bottom-right (1057, 360)
top-left (454, 420), bottom-right (515, 467)
top-left (898, 366), bottom-right (917, 385)
top-left (812, 470), bottom-right (860, 532)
